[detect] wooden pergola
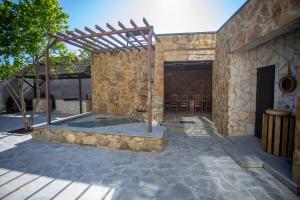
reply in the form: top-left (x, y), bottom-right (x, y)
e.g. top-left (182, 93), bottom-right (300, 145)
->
top-left (45, 18), bottom-right (159, 132)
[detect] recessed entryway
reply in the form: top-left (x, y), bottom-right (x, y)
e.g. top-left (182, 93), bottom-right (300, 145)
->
top-left (164, 61), bottom-right (213, 115)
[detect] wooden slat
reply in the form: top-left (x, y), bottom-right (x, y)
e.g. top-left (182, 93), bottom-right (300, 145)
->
top-left (143, 18), bottom-right (160, 42)
top-left (53, 26), bottom-right (150, 42)
top-left (261, 113), bottom-right (268, 151)
top-left (95, 25), bottom-right (132, 51)
top-left (273, 115), bottom-right (281, 156)
top-left (66, 31), bottom-right (110, 53)
top-left (267, 115), bottom-right (273, 153)
top-left (57, 33), bottom-right (105, 53)
top-left (281, 116), bottom-right (289, 157)
top-left (288, 117), bottom-right (295, 158)
top-left (51, 34), bottom-right (100, 54)
top-left (118, 21), bottom-right (147, 50)
top-left (130, 19), bottom-right (148, 41)
top-left (74, 28), bottom-right (115, 51)
top-left (84, 27), bottom-right (125, 50)
top-left (106, 23), bottom-right (140, 50)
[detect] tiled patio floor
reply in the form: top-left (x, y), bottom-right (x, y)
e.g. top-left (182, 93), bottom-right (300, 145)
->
top-left (0, 114), bottom-right (299, 199)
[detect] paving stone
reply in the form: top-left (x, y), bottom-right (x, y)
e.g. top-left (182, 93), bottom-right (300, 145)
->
top-left (0, 114), bottom-right (299, 199)
top-left (170, 183), bottom-right (196, 200)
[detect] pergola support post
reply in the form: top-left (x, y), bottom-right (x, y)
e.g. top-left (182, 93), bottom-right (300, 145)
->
top-left (147, 28), bottom-right (153, 132)
top-left (78, 75), bottom-right (82, 114)
top-left (45, 44), bottom-right (51, 124)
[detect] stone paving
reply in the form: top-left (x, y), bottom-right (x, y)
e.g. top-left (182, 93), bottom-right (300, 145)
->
top-left (0, 114), bottom-right (299, 199)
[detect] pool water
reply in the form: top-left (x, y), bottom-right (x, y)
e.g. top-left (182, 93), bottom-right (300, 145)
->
top-left (68, 117), bottom-right (139, 128)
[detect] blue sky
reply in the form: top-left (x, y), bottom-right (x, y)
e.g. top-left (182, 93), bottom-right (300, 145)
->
top-left (59, 0), bottom-right (247, 34)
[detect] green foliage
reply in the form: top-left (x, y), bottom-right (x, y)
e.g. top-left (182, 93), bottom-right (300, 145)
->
top-left (0, 0), bottom-right (72, 80)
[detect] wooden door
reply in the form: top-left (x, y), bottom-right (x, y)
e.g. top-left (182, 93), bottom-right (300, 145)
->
top-left (255, 65), bottom-right (275, 138)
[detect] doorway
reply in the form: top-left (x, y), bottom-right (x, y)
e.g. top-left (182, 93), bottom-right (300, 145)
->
top-left (255, 65), bottom-right (275, 138)
top-left (164, 61), bottom-right (213, 115)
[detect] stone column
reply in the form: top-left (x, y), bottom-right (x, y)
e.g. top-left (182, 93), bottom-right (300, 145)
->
top-left (293, 58), bottom-right (300, 184)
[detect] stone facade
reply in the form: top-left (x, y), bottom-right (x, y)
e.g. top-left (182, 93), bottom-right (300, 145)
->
top-left (213, 0), bottom-right (300, 136)
top-left (293, 55), bottom-right (300, 184)
top-left (32, 127), bottom-right (164, 152)
top-left (91, 33), bottom-right (216, 122)
top-left (221, 0), bottom-right (300, 52)
top-left (92, 50), bottom-right (152, 121)
top-left (212, 0), bottom-right (300, 185)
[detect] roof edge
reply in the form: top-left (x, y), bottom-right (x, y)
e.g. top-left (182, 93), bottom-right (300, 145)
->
top-left (157, 31), bottom-right (216, 36)
top-left (217, 0), bottom-right (250, 32)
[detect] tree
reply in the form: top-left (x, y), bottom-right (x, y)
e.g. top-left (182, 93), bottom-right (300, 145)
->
top-left (0, 0), bottom-right (88, 131)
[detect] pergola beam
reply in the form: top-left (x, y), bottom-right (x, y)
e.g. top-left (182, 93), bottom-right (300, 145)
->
top-left (84, 27), bottom-right (125, 51)
top-left (118, 21), bottom-right (147, 50)
top-left (51, 34), bottom-right (100, 54)
top-left (66, 30), bottom-right (111, 53)
top-left (55, 26), bottom-right (150, 42)
top-left (95, 25), bottom-right (132, 51)
top-left (74, 28), bottom-right (116, 52)
top-left (143, 18), bottom-right (160, 42)
top-left (106, 23), bottom-right (140, 51)
top-left (57, 33), bottom-right (106, 54)
top-left (130, 19), bottom-right (155, 50)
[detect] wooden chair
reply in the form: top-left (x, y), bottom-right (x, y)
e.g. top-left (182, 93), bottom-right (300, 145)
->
top-left (164, 94), bottom-right (171, 111)
top-left (206, 97), bottom-right (212, 112)
top-left (194, 95), bottom-right (203, 112)
top-left (170, 94), bottom-right (179, 112)
top-left (202, 96), bottom-right (211, 112)
top-left (179, 94), bottom-right (189, 112)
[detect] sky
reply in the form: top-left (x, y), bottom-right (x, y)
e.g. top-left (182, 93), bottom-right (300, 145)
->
top-left (59, 0), bottom-right (247, 34)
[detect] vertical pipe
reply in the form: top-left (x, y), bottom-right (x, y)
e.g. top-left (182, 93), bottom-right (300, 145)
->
top-left (45, 45), bottom-right (51, 124)
top-left (147, 28), bottom-right (153, 132)
top-left (79, 76), bottom-right (82, 114)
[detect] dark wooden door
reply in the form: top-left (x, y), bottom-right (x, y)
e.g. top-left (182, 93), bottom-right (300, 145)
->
top-left (255, 65), bottom-right (275, 138)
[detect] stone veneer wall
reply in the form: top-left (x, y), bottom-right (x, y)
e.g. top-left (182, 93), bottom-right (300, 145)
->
top-left (293, 57), bottom-right (300, 184)
top-left (154, 33), bottom-right (216, 121)
top-left (221, 0), bottom-right (300, 52)
top-left (214, 0), bottom-right (300, 136)
top-left (92, 50), bottom-right (153, 120)
top-left (91, 33), bottom-right (216, 122)
top-left (229, 29), bottom-right (299, 136)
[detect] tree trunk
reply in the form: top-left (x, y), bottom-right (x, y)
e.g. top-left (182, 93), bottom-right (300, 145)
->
top-left (4, 79), bottom-right (22, 111)
top-left (18, 77), bottom-right (29, 131)
top-left (30, 61), bottom-right (41, 127)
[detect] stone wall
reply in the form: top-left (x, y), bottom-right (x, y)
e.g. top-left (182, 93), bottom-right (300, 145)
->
top-left (91, 33), bottom-right (216, 122)
top-left (293, 54), bottom-right (300, 184)
top-left (221, 0), bottom-right (300, 52)
top-left (214, 0), bottom-right (300, 136)
top-left (154, 33), bottom-right (216, 121)
top-left (32, 127), bottom-right (164, 152)
top-left (229, 29), bottom-right (299, 136)
top-left (92, 50), bottom-right (152, 121)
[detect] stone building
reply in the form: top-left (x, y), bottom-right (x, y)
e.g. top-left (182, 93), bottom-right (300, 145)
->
top-left (90, 0), bottom-right (300, 186)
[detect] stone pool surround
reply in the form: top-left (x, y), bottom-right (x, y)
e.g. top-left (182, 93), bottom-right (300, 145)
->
top-left (32, 113), bottom-right (166, 152)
